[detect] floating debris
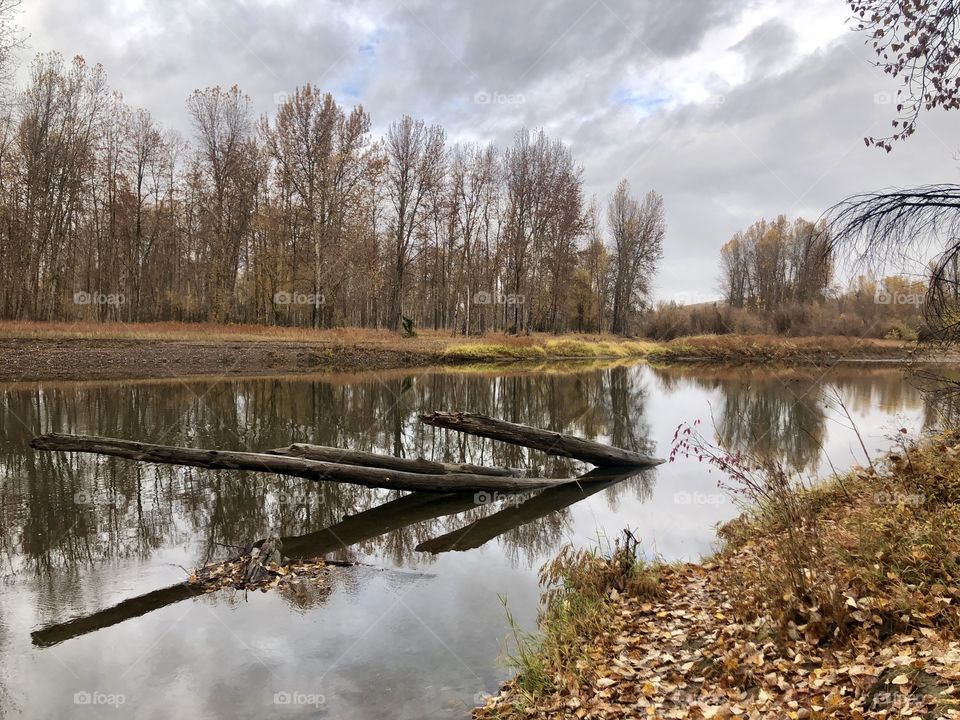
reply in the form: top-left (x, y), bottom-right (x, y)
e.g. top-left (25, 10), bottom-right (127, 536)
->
top-left (187, 555), bottom-right (334, 593)
top-left (186, 540), bottom-right (337, 594)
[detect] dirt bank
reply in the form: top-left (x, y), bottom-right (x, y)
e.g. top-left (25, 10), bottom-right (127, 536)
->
top-left (0, 321), bottom-right (939, 382)
top-left (476, 431), bottom-right (960, 719)
top-left (0, 337), bottom-right (440, 382)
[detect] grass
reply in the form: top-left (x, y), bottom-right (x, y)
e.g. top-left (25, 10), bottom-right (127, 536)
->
top-left (0, 320), bottom-right (922, 368)
top-left (502, 531), bottom-right (662, 702)
top-left (441, 338), bottom-right (659, 362)
top-left (716, 429), bottom-right (960, 641)
top-left (645, 333), bottom-right (914, 363)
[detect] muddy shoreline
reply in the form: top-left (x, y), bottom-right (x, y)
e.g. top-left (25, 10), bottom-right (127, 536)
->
top-left (0, 337), bottom-right (442, 383)
top-left (0, 335), bottom-right (936, 383)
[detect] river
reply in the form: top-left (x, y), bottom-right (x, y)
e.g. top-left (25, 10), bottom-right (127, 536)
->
top-left (0, 361), bottom-right (943, 718)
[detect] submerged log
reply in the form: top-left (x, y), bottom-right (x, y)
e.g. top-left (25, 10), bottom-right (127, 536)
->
top-left (29, 434), bottom-right (561, 493)
top-left (31, 491), bottom-right (478, 647)
top-left (419, 412), bottom-right (664, 467)
top-left (416, 467), bottom-right (646, 553)
top-left (268, 443), bottom-right (517, 477)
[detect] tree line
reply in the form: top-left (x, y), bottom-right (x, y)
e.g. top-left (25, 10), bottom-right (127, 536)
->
top-left (719, 215), bottom-right (832, 311)
top-left (0, 52), bottom-right (665, 335)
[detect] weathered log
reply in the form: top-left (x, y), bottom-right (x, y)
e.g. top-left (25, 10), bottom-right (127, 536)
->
top-left (268, 443), bottom-right (517, 477)
top-left (29, 433), bottom-right (560, 493)
top-left (243, 536), bottom-right (282, 584)
top-left (419, 412), bottom-right (664, 467)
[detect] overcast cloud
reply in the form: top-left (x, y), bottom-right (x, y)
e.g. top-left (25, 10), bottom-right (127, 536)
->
top-left (17, 0), bottom-right (959, 300)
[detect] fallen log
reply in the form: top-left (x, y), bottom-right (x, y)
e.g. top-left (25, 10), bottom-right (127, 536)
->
top-left (419, 412), bottom-right (664, 467)
top-left (268, 443), bottom-right (517, 477)
top-left (29, 433), bottom-right (561, 493)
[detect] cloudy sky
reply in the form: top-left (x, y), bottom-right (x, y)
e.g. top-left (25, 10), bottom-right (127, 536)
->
top-left (17, 0), bottom-right (959, 301)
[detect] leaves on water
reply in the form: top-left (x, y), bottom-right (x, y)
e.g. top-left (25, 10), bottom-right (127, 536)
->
top-left (187, 555), bottom-right (334, 594)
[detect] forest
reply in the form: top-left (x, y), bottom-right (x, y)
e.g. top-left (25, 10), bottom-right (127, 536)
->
top-left (0, 53), bottom-right (665, 335)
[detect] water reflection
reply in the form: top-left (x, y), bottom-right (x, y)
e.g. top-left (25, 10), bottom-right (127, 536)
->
top-left (648, 364), bottom-right (934, 473)
top-left (0, 361), bottom-right (940, 720)
top-left (0, 366), bottom-right (658, 583)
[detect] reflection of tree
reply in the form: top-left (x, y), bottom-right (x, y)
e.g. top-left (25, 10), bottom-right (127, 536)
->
top-left (908, 366), bottom-right (960, 430)
top-left (0, 364), bottom-right (657, 593)
top-left (717, 383), bottom-right (824, 473)
top-left (651, 365), bottom-right (930, 474)
top-left (651, 366), bottom-right (827, 473)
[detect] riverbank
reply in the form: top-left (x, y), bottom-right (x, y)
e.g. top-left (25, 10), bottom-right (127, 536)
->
top-left (0, 321), bottom-right (937, 382)
top-left (476, 432), bottom-right (960, 719)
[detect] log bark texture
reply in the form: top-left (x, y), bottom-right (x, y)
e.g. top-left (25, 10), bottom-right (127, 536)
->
top-left (29, 434), bottom-right (561, 493)
top-left (268, 443), bottom-right (517, 477)
top-left (419, 412), bottom-right (664, 467)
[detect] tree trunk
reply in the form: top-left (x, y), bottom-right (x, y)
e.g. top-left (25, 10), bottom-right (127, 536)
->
top-left (268, 443), bottom-right (518, 477)
top-left (418, 412), bottom-right (664, 467)
top-left (30, 433), bottom-right (564, 493)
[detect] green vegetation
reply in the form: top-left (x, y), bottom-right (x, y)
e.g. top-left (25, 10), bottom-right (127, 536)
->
top-left (442, 338), bottom-right (658, 362)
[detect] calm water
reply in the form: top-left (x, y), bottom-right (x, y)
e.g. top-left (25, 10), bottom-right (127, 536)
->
top-left (0, 361), bottom-right (941, 718)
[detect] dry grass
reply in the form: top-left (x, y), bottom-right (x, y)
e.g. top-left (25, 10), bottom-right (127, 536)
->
top-left (646, 333), bottom-right (913, 363)
top-left (0, 321), bottom-right (922, 370)
top-left (717, 430), bottom-right (960, 643)
top-left (0, 320), bottom-right (447, 346)
top-left (0, 320), bottom-right (654, 355)
top-left (442, 337), bottom-right (659, 361)
top-left (503, 531), bottom-right (662, 700)
top-left (480, 432), bottom-right (960, 719)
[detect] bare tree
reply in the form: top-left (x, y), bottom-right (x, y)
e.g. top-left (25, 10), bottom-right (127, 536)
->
top-left (187, 85), bottom-right (258, 322)
top-left (608, 181), bottom-right (665, 335)
top-left (830, 3), bottom-right (960, 351)
top-left (384, 116), bottom-right (445, 331)
top-left (0, 0), bottom-right (24, 99)
top-left (0, 51), bottom-right (636, 334)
